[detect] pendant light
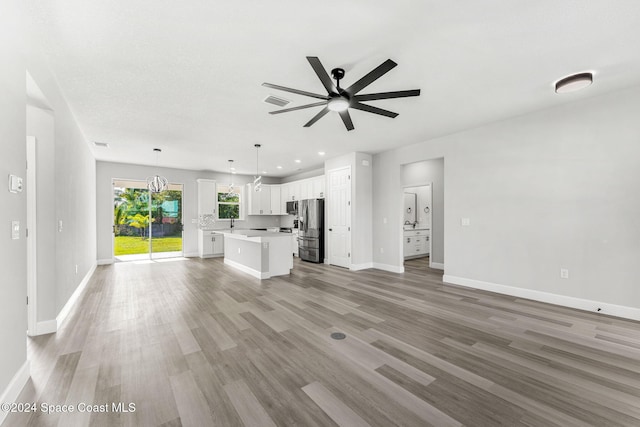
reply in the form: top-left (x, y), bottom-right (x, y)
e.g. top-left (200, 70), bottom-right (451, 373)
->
top-left (147, 148), bottom-right (168, 193)
top-left (226, 159), bottom-right (236, 197)
top-left (253, 144), bottom-right (262, 192)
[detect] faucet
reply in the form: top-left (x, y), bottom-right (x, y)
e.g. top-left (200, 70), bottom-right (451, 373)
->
top-left (230, 218), bottom-right (235, 229)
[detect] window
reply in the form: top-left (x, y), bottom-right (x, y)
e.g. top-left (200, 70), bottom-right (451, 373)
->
top-left (217, 184), bottom-right (242, 219)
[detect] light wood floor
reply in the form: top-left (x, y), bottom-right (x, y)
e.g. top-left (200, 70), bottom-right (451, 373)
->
top-left (5, 257), bottom-right (640, 426)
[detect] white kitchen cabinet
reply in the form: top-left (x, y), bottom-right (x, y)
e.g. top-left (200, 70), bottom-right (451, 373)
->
top-left (198, 230), bottom-right (224, 258)
top-left (270, 185), bottom-right (282, 214)
top-left (312, 176), bottom-right (325, 198)
top-left (289, 181), bottom-right (300, 201)
top-left (280, 183), bottom-right (290, 211)
top-left (197, 179), bottom-right (216, 216)
top-left (403, 229), bottom-right (430, 259)
top-left (247, 184), bottom-right (282, 215)
top-left (299, 179), bottom-right (312, 200)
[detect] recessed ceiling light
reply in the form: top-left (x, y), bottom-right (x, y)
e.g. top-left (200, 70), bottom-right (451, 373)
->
top-left (318, 151), bottom-right (325, 156)
top-left (262, 171), bottom-right (268, 174)
top-left (555, 72), bottom-right (593, 94)
top-left (231, 171), bottom-right (236, 174)
top-left (295, 159), bottom-right (301, 163)
top-left (276, 165), bottom-right (283, 169)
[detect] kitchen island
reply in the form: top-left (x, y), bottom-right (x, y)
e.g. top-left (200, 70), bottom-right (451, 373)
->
top-left (221, 230), bottom-right (293, 279)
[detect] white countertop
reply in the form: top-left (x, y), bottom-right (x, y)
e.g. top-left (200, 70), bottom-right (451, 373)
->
top-left (220, 229), bottom-right (293, 242)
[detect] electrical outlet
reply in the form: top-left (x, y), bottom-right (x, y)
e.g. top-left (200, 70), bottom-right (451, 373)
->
top-left (383, 217), bottom-right (387, 224)
top-left (75, 264), bottom-right (78, 274)
top-left (380, 247), bottom-right (384, 254)
top-left (560, 268), bottom-right (569, 279)
top-left (461, 218), bottom-right (470, 226)
top-left (238, 248), bottom-right (241, 254)
top-left (58, 220), bottom-right (63, 232)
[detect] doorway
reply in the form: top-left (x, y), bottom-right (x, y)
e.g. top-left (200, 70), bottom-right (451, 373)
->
top-left (402, 184), bottom-right (432, 270)
top-left (401, 157), bottom-right (444, 272)
top-left (112, 179), bottom-right (184, 261)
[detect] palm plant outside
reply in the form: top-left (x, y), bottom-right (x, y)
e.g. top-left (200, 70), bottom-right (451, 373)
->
top-left (113, 186), bottom-right (183, 255)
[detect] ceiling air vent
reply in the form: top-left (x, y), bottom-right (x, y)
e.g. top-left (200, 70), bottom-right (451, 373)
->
top-left (263, 95), bottom-right (291, 107)
top-left (94, 141), bottom-right (109, 148)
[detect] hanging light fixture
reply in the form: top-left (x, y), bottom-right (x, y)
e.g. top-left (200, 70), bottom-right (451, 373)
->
top-left (226, 159), bottom-right (236, 197)
top-left (253, 144), bottom-right (262, 192)
top-left (147, 148), bottom-right (168, 193)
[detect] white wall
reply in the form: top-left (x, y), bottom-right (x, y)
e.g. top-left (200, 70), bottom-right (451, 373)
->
top-left (402, 159), bottom-right (444, 264)
top-left (96, 161), bottom-right (283, 261)
top-left (0, 0), bottom-right (28, 408)
top-left (27, 56), bottom-right (97, 322)
top-left (373, 86), bottom-right (640, 312)
top-left (26, 105), bottom-right (57, 321)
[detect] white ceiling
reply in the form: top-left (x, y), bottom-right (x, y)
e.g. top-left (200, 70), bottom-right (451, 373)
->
top-left (27, 0), bottom-right (640, 177)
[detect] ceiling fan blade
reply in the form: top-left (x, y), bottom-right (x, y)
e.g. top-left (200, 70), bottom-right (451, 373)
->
top-left (269, 101), bottom-right (327, 114)
top-left (306, 56), bottom-right (337, 94)
top-left (339, 110), bottom-right (355, 131)
top-left (303, 106), bottom-right (330, 127)
top-left (345, 59), bottom-right (397, 95)
top-left (262, 82), bottom-right (328, 100)
top-left (354, 89), bottom-right (420, 101)
top-left (351, 102), bottom-right (398, 118)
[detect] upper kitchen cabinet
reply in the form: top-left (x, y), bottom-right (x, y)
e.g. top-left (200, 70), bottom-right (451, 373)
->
top-left (247, 183), bottom-right (281, 215)
top-left (312, 176), bottom-right (325, 199)
top-left (270, 185), bottom-right (282, 214)
top-left (280, 183), bottom-right (290, 212)
top-left (197, 179), bottom-right (216, 216)
top-left (282, 176), bottom-right (325, 203)
top-left (289, 181), bottom-right (300, 201)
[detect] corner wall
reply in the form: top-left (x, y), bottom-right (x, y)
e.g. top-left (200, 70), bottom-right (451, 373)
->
top-left (28, 19), bottom-right (97, 327)
top-left (0, 0), bottom-right (28, 417)
top-left (373, 86), bottom-right (640, 313)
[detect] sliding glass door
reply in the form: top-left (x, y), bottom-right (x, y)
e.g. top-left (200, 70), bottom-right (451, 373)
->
top-left (113, 179), bottom-right (183, 261)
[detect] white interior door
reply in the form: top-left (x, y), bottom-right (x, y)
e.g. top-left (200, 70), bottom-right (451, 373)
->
top-left (328, 166), bottom-right (351, 268)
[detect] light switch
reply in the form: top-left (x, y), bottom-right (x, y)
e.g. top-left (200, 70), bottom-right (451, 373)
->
top-left (9, 175), bottom-right (23, 193)
top-left (11, 221), bottom-right (20, 239)
top-left (461, 218), bottom-right (470, 226)
top-left (58, 220), bottom-right (63, 232)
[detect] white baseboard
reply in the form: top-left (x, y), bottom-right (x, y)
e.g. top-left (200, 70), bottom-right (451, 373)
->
top-left (224, 258), bottom-right (268, 279)
top-left (183, 252), bottom-right (199, 258)
top-left (0, 360), bottom-right (30, 426)
top-left (350, 262), bottom-right (374, 271)
top-left (35, 320), bottom-right (57, 335)
top-left (97, 258), bottom-right (112, 265)
top-left (430, 262), bottom-right (445, 270)
top-left (56, 263), bottom-right (97, 330)
top-left (373, 263), bottom-right (405, 274)
top-left (442, 275), bottom-right (640, 322)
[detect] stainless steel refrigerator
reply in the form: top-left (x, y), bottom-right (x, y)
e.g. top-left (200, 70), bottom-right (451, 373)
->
top-left (298, 198), bottom-right (324, 263)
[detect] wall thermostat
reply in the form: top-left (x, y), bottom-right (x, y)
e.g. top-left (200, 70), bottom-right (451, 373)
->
top-left (9, 175), bottom-right (23, 193)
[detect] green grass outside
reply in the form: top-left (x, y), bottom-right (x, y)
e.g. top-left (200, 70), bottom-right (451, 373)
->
top-left (114, 236), bottom-right (183, 255)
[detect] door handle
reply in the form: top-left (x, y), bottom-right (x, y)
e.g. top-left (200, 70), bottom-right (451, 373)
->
top-left (329, 228), bottom-right (332, 231)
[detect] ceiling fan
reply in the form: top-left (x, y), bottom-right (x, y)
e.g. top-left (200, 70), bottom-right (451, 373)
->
top-left (262, 57), bottom-right (420, 131)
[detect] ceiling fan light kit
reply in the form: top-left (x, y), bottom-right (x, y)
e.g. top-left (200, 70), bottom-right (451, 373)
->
top-left (263, 56), bottom-right (420, 131)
